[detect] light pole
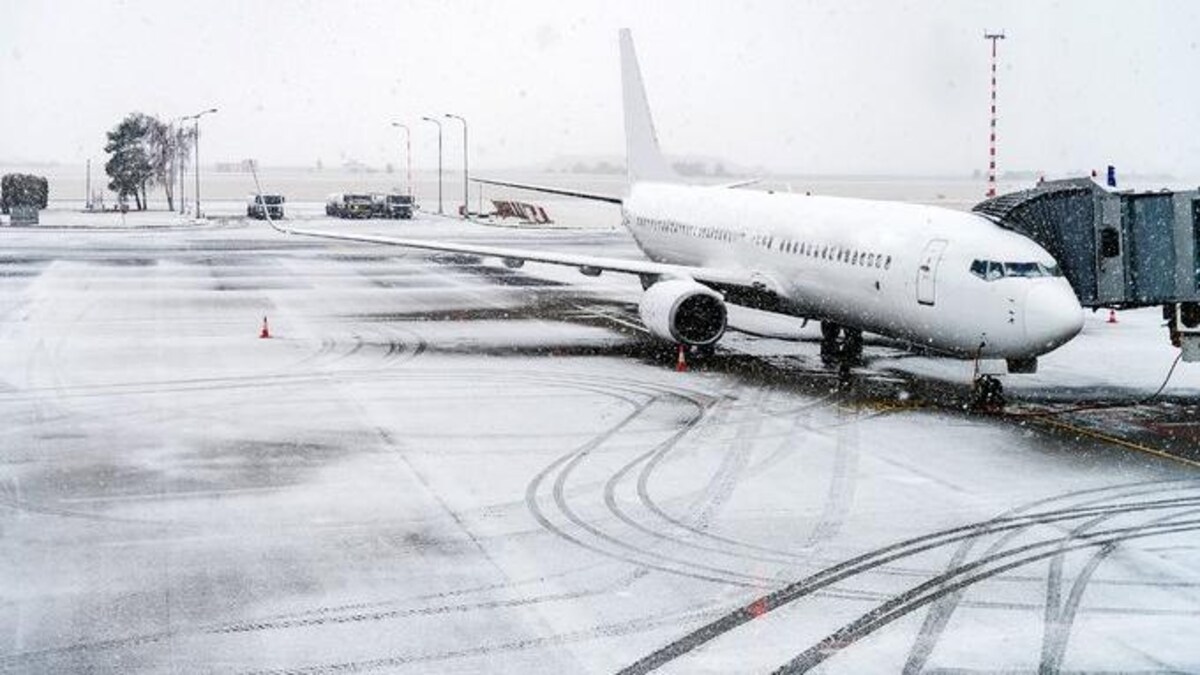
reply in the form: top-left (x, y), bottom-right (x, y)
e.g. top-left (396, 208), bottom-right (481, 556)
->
top-left (185, 108), bottom-right (217, 217)
top-left (172, 117), bottom-right (187, 214)
top-left (421, 116), bottom-right (443, 215)
top-left (178, 123), bottom-right (185, 214)
top-left (444, 113), bottom-right (468, 219)
top-left (391, 122), bottom-right (412, 198)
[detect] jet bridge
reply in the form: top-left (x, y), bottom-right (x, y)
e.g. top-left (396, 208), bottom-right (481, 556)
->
top-left (973, 177), bottom-right (1200, 361)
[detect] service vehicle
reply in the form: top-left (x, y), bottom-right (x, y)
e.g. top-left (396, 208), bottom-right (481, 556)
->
top-left (372, 193), bottom-right (414, 219)
top-left (247, 194), bottom-right (285, 219)
top-left (325, 193), bottom-right (373, 219)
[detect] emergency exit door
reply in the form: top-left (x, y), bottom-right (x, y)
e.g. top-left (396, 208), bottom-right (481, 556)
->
top-left (916, 239), bottom-right (949, 306)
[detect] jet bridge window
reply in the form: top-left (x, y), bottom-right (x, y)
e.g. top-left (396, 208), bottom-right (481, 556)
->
top-left (1100, 227), bottom-right (1121, 258)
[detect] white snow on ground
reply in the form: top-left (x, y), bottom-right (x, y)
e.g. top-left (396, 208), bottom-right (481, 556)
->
top-left (866, 307), bottom-right (1200, 396)
top-left (0, 210), bottom-right (1197, 674)
top-left (1015, 307), bottom-right (1200, 392)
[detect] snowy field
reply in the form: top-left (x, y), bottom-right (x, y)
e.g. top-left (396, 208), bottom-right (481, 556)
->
top-left (1, 210), bottom-right (1199, 673)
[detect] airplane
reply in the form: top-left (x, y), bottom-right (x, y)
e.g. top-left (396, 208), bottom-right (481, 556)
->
top-left (262, 29), bottom-right (1084, 407)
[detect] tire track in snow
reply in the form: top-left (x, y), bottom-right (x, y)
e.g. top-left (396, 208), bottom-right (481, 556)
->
top-left (629, 399), bottom-right (886, 566)
top-left (774, 509), bottom-right (1200, 673)
top-left (616, 481), bottom-right (1200, 674)
top-left (0, 372), bottom-right (690, 669)
top-left (900, 480), bottom-right (1200, 674)
top-left (525, 382), bottom-right (769, 586)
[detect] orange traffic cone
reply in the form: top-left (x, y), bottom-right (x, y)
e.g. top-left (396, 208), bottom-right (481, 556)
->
top-left (1107, 309), bottom-right (1118, 324)
top-left (675, 344), bottom-right (687, 372)
top-left (748, 597), bottom-right (768, 618)
top-left (260, 316), bottom-right (271, 339)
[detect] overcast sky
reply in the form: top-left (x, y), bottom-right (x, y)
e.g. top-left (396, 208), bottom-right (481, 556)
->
top-left (2, 0), bottom-right (1198, 176)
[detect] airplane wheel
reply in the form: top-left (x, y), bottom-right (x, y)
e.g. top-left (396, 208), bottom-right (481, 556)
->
top-left (820, 322), bottom-right (862, 366)
top-left (820, 322), bottom-right (841, 362)
top-left (843, 328), bottom-right (864, 364)
top-left (970, 376), bottom-right (1006, 411)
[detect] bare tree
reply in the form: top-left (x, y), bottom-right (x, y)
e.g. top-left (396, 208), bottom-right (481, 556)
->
top-left (146, 117), bottom-right (194, 212)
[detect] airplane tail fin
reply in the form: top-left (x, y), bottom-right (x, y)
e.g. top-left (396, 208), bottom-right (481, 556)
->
top-left (620, 29), bottom-right (677, 184)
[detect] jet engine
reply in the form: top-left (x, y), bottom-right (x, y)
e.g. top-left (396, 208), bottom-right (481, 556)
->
top-left (637, 279), bottom-right (727, 346)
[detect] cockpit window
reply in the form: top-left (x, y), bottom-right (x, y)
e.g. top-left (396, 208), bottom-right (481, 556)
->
top-left (986, 261), bottom-right (1004, 280)
top-left (971, 259), bottom-right (1062, 280)
top-left (1003, 262), bottom-right (1041, 277)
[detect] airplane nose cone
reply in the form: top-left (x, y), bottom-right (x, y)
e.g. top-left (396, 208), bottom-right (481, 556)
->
top-left (1024, 283), bottom-right (1084, 353)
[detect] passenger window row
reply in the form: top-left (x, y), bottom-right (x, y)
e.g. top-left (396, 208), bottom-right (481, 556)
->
top-left (636, 216), bottom-right (738, 242)
top-left (635, 215), bottom-right (894, 271)
top-left (776, 238), bottom-right (893, 270)
top-left (969, 259), bottom-right (1062, 280)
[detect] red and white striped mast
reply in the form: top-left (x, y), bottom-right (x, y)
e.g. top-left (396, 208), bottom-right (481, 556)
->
top-left (984, 30), bottom-right (1005, 198)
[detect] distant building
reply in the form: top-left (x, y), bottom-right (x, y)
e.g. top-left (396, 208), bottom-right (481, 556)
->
top-left (342, 159), bottom-right (376, 174)
top-left (215, 160), bottom-right (258, 173)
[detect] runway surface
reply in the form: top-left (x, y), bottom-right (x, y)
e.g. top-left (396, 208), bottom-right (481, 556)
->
top-left (1, 212), bottom-right (1198, 673)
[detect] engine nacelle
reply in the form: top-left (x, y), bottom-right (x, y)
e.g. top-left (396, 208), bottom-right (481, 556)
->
top-left (637, 279), bottom-right (727, 346)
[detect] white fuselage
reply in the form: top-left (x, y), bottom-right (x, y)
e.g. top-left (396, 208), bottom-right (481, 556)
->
top-left (622, 182), bottom-right (1084, 359)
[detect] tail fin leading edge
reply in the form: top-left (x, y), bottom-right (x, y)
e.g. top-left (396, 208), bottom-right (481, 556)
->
top-left (620, 29), bottom-right (676, 184)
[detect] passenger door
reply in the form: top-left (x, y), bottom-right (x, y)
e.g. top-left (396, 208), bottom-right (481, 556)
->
top-left (916, 239), bottom-right (949, 306)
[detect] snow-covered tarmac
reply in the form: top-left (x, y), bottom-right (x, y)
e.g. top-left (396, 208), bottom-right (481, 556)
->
top-left (1, 212), bottom-right (1198, 673)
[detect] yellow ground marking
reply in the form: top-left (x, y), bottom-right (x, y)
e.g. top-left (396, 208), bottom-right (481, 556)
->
top-left (1033, 416), bottom-right (1200, 471)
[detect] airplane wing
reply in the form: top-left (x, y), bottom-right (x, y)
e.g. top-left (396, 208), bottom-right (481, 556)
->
top-left (270, 219), bottom-right (756, 289)
top-left (713, 178), bottom-right (760, 189)
top-left (248, 165), bottom-right (767, 294)
top-left (470, 177), bottom-right (623, 204)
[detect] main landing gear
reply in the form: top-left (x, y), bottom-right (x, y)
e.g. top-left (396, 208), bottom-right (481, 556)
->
top-left (820, 322), bottom-right (863, 384)
top-left (820, 322), bottom-right (863, 366)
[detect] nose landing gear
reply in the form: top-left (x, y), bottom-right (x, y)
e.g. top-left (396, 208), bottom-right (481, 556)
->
top-left (968, 342), bottom-right (1007, 411)
top-left (971, 375), bottom-right (1006, 411)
